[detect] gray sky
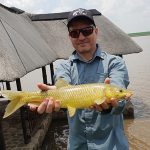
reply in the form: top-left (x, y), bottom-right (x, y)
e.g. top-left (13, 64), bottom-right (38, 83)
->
top-left (0, 0), bottom-right (150, 33)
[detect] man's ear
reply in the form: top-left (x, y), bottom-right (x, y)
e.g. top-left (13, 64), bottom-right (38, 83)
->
top-left (95, 27), bottom-right (99, 35)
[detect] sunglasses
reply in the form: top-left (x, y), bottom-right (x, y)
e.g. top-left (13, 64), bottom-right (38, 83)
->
top-left (69, 25), bottom-right (95, 38)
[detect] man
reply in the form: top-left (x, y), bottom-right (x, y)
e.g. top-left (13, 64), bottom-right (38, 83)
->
top-left (29, 8), bottom-right (131, 150)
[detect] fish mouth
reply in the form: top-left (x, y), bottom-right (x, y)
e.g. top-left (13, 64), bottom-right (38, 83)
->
top-left (125, 91), bottom-right (133, 99)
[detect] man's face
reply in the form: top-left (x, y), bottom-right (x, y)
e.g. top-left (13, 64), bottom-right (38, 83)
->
top-left (68, 18), bottom-right (98, 55)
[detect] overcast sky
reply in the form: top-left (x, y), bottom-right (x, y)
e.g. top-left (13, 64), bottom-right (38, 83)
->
top-left (0, 0), bottom-right (150, 33)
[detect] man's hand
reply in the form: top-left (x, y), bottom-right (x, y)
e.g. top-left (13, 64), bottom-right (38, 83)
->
top-left (28, 83), bottom-right (61, 114)
top-left (91, 78), bottom-right (132, 111)
top-left (91, 78), bottom-right (119, 111)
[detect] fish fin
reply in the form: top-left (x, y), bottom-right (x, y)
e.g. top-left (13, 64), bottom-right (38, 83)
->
top-left (55, 78), bottom-right (70, 89)
top-left (67, 106), bottom-right (76, 117)
top-left (2, 90), bottom-right (26, 118)
top-left (3, 99), bottom-right (25, 118)
top-left (94, 98), bottom-right (106, 105)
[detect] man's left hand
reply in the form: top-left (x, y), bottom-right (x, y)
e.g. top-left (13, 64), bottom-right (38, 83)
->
top-left (90, 78), bottom-right (130, 111)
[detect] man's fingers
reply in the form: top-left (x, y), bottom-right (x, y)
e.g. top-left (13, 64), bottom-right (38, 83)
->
top-left (37, 83), bottom-right (56, 91)
top-left (95, 104), bottom-right (102, 111)
top-left (37, 99), bottom-right (48, 114)
top-left (37, 98), bottom-right (61, 114)
top-left (28, 103), bottom-right (38, 111)
top-left (45, 98), bottom-right (54, 113)
top-left (110, 98), bottom-right (118, 107)
top-left (100, 102), bottom-right (109, 109)
top-left (90, 104), bottom-right (102, 111)
top-left (104, 78), bottom-right (110, 84)
top-left (54, 100), bottom-right (61, 112)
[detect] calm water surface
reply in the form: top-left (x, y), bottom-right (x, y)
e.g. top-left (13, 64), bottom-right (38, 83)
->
top-left (124, 36), bottom-right (150, 150)
top-left (41, 36), bottom-right (150, 150)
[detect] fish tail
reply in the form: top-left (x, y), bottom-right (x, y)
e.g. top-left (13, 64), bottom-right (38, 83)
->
top-left (1, 90), bottom-right (26, 118)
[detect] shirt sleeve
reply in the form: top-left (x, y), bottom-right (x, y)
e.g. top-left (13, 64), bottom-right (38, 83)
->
top-left (108, 55), bottom-right (130, 115)
top-left (53, 59), bottom-right (71, 84)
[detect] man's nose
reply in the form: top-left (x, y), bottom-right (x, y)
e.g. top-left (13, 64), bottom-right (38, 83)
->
top-left (78, 32), bottom-right (86, 40)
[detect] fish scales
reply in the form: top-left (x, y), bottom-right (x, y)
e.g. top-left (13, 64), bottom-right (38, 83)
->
top-left (52, 84), bottom-right (105, 108)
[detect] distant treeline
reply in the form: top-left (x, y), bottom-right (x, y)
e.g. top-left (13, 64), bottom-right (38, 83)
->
top-left (128, 31), bottom-right (150, 37)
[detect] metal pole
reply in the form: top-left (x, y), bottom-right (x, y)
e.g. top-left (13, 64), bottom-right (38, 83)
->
top-left (16, 78), bottom-right (31, 144)
top-left (50, 63), bottom-right (54, 85)
top-left (6, 81), bottom-right (11, 90)
top-left (42, 66), bottom-right (47, 84)
top-left (16, 78), bottom-right (22, 91)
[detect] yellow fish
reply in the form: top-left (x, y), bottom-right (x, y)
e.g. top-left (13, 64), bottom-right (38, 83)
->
top-left (1, 79), bottom-right (132, 118)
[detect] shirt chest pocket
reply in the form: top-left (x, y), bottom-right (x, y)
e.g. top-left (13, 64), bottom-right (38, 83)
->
top-left (70, 59), bottom-right (109, 84)
top-left (84, 73), bottom-right (108, 83)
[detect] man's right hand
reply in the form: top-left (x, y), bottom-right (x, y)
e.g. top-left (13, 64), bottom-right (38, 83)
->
top-left (28, 83), bottom-right (61, 114)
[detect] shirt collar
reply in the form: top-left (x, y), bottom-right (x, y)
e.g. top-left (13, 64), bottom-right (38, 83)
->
top-left (70, 44), bottom-right (104, 62)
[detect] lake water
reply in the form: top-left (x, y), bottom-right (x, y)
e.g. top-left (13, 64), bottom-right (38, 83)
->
top-left (124, 36), bottom-right (150, 150)
top-left (1, 36), bottom-right (150, 149)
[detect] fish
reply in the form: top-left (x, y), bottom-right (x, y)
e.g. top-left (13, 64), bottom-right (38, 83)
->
top-left (0, 79), bottom-right (132, 118)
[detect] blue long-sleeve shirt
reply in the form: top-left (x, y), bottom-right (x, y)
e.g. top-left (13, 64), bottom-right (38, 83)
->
top-left (54, 45), bottom-right (129, 150)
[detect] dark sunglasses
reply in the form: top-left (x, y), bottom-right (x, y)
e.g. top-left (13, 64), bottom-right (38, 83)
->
top-left (69, 25), bottom-right (95, 38)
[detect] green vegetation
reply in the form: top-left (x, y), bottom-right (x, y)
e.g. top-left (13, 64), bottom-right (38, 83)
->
top-left (128, 31), bottom-right (150, 37)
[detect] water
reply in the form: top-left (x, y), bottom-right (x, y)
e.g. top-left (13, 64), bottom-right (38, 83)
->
top-left (124, 36), bottom-right (150, 149)
top-left (41, 118), bottom-right (69, 150)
